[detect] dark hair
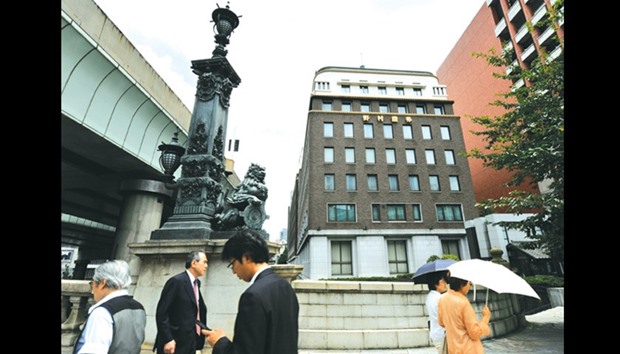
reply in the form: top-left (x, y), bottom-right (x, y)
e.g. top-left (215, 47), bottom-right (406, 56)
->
top-left (221, 229), bottom-right (269, 264)
top-left (426, 271), bottom-right (447, 290)
top-left (447, 275), bottom-right (470, 291)
top-left (185, 250), bottom-right (205, 269)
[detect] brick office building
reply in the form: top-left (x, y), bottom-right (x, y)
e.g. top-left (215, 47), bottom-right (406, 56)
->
top-left (287, 66), bottom-right (478, 280)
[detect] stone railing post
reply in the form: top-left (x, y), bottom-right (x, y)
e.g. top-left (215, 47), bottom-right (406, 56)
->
top-left (271, 264), bottom-right (303, 283)
top-left (61, 280), bottom-right (93, 353)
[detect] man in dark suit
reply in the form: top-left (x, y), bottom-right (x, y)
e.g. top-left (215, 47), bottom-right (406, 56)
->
top-left (154, 250), bottom-right (208, 354)
top-left (203, 229), bottom-right (299, 354)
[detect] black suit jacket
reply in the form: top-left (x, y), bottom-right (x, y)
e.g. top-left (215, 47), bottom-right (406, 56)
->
top-left (153, 271), bottom-right (207, 354)
top-left (213, 267), bottom-right (299, 354)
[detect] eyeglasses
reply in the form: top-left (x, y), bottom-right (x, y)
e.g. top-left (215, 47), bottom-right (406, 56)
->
top-left (227, 259), bottom-right (235, 269)
top-left (88, 280), bottom-right (97, 287)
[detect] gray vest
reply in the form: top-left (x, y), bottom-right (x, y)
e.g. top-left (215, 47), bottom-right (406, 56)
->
top-left (74, 295), bottom-right (146, 354)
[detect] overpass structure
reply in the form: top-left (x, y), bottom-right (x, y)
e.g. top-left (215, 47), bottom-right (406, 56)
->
top-left (61, 0), bottom-right (192, 273)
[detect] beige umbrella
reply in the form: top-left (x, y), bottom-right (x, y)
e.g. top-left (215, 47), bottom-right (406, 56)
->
top-left (447, 259), bottom-right (540, 305)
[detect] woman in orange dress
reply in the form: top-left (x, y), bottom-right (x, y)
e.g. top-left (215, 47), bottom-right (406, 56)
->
top-left (438, 276), bottom-right (491, 354)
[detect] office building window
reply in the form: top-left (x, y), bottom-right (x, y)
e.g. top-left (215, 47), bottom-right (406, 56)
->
top-left (396, 87), bottom-right (405, 96)
top-left (379, 103), bottom-right (389, 113)
top-left (403, 124), bottom-right (413, 139)
top-left (434, 105), bottom-right (445, 115)
top-left (342, 102), bottom-right (352, 112)
top-left (379, 87), bottom-right (387, 95)
top-left (361, 102), bottom-right (370, 112)
top-left (436, 204), bottom-right (463, 222)
top-left (331, 241), bottom-right (353, 276)
top-left (371, 204), bottom-right (381, 221)
top-left (425, 149), bottom-right (436, 164)
top-left (440, 125), bottom-right (451, 140)
top-left (386, 148), bottom-right (396, 164)
top-left (413, 88), bottom-right (422, 96)
top-left (388, 175), bottom-right (399, 191)
top-left (422, 125), bottom-right (432, 139)
top-left (387, 204), bottom-right (406, 221)
top-left (365, 148), bottom-right (376, 164)
top-left (387, 240), bottom-right (409, 274)
top-left (363, 123), bottom-right (374, 138)
top-left (328, 204), bottom-right (356, 222)
top-left (324, 122), bottom-right (334, 137)
top-left (341, 85), bottom-right (351, 93)
top-left (383, 124), bottom-right (394, 139)
top-left (412, 204), bottom-right (422, 221)
top-left (322, 101), bottom-right (332, 111)
top-left (367, 174), bottom-right (378, 191)
top-left (408, 175), bottom-right (420, 191)
top-left (442, 240), bottom-right (461, 259)
top-left (316, 81), bottom-right (329, 90)
top-left (344, 123), bottom-right (354, 137)
top-left (360, 86), bottom-right (369, 94)
top-left (444, 150), bottom-right (455, 165)
top-left (345, 147), bottom-right (355, 163)
top-left (324, 174), bottom-right (335, 191)
top-left (416, 104), bottom-right (426, 114)
top-left (433, 87), bottom-right (446, 96)
top-left (429, 175), bottom-right (440, 191)
top-left (324, 147), bottom-right (334, 163)
top-left (449, 175), bottom-right (461, 191)
top-left (406, 149), bottom-right (416, 164)
top-left (346, 174), bottom-right (357, 191)
top-left (397, 104), bottom-right (408, 113)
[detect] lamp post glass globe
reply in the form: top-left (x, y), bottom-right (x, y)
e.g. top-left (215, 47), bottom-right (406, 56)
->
top-left (211, 5), bottom-right (239, 45)
top-left (158, 132), bottom-right (185, 180)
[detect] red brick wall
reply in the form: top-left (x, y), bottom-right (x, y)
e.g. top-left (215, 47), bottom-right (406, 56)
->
top-left (437, 3), bottom-right (539, 203)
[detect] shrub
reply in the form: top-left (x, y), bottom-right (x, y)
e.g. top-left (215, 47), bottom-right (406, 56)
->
top-left (427, 254), bottom-right (460, 262)
top-left (322, 274), bottom-right (414, 282)
top-left (523, 275), bottom-right (564, 287)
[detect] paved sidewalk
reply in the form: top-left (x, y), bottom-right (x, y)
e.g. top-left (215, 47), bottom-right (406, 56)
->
top-left (299, 306), bottom-right (564, 354)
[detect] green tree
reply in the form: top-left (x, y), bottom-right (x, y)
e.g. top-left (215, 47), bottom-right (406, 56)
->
top-left (466, 1), bottom-right (564, 268)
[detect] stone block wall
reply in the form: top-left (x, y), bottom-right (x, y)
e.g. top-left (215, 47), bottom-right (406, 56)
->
top-left (292, 280), bottom-right (526, 351)
top-left (293, 280), bottom-right (431, 350)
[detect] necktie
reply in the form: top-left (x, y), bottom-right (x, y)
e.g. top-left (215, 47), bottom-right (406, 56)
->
top-left (194, 279), bottom-right (201, 335)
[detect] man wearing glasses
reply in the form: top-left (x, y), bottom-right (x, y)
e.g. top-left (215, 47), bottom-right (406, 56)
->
top-left (203, 229), bottom-right (299, 354)
top-left (74, 260), bottom-right (146, 354)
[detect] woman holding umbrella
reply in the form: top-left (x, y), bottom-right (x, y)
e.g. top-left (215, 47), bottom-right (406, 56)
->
top-left (438, 275), bottom-right (491, 354)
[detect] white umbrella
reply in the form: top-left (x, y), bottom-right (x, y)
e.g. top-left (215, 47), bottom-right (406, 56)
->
top-left (447, 259), bottom-right (540, 304)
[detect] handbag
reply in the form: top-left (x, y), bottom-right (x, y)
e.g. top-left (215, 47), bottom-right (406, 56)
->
top-left (440, 335), bottom-right (448, 354)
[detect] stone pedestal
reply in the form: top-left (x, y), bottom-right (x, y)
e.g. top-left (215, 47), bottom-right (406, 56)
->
top-left (127, 238), bottom-right (284, 351)
top-left (271, 264), bottom-right (304, 283)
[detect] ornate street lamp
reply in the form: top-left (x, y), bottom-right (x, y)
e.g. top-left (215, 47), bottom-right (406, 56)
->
top-left (151, 3), bottom-right (242, 240)
top-left (158, 131), bottom-right (186, 182)
top-left (211, 3), bottom-right (241, 57)
top-left (152, 2), bottom-right (268, 240)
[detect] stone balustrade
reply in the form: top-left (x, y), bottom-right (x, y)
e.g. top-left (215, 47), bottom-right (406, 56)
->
top-left (62, 272), bottom-right (527, 353)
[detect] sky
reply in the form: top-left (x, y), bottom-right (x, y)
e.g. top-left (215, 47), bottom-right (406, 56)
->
top-left (93, 0), bottom-right (485, 242)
